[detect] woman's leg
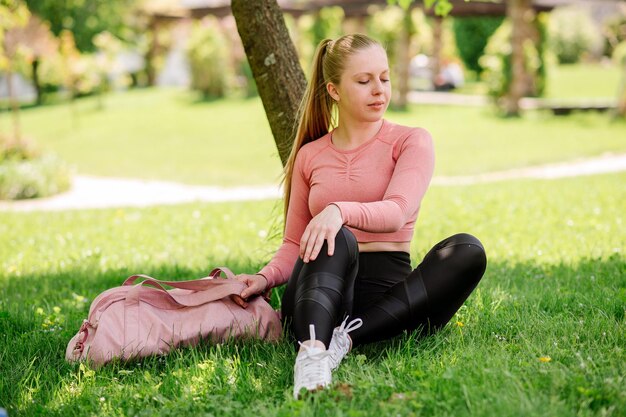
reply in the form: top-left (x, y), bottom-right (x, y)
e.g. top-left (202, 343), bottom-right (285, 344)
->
top-left (281, 226), bottom-right (359, 348)
top-left (350, 233), bottom-right (487, 346)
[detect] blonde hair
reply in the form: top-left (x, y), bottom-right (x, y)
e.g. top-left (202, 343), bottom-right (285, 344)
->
top-left (282, 34), bottom-right (383, 223)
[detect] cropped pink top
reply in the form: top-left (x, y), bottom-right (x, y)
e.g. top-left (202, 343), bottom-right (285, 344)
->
top-left (259, 119), bottom-right (435, 288)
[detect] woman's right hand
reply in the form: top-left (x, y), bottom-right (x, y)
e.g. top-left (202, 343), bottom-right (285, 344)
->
top-left (232, 273), bottom-right (268, 308)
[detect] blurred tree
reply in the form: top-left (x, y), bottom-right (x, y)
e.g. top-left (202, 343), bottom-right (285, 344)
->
top-left (387, 0), bottom-right (459, 110)
top-left (1, 0), bottom-right (30, 143)
top-left (24, 0), bottom-right (136, 52)
top-left (614, 41), bottom-right (626, 118)
top-left (10, 15), bottom-right (58, 105)
top-left (453, 16), bottom-right (504, 75)
top-left (548, 5), bottom-right (602, 64)
top-left (503, 0), bottom-right (536, 117)
top-left (186, 18), bottom-right (230, 100)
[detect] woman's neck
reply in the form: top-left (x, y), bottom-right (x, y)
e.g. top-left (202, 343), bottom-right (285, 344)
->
top-left (331, 118), bottom-right (384, 150)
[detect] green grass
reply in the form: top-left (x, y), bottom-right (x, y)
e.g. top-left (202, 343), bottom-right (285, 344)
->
top-left (457, 62), bottom-right (622, 100)
top-left (1, 172), bottom-right (624, 416)
top-left (543, 63), bottom-right (622, 100)
top-left (9, 85), bottom-right (626, 185)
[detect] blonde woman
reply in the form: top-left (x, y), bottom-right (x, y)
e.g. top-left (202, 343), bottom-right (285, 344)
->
top-left (235, 34), bottom-right (486, 399)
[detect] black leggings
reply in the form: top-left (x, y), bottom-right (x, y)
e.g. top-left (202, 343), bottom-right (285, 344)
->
top-left (281, 227), bottom-right (487, 348)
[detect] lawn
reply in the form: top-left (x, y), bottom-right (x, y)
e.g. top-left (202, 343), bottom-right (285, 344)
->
top-left (11, 65), bottom-right (626, 186)
top-left (1, 171), bottom-right (624, 416)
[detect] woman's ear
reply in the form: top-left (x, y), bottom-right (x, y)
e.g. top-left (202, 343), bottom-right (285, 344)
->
top-left (327, 83), bottom-right (340, 102)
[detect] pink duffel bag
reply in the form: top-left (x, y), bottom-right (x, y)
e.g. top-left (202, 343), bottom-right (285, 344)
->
top-left (66, 267), bottom-right (281, 366)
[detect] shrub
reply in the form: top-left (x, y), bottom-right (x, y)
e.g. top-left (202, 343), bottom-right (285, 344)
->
top-left (0, 154), bottom-right (72, 200)
top-left (548, 6), bottom-right (603, 64)
top-left (453, 16), bottom-right (504, 75)
top-left (480, 14), bottom-right (547, 103)
top-left (186, 18), bottom-right (231, 100)
top-left (603, 12), bottom-right (626, 58)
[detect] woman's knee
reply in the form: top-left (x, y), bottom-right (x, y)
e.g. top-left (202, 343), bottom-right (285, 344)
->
top-left (337, 226), bottom-right (358, 261)
top-left (448, 233), bottom-right (487, 278)
top-left (432, 233), bottom-right (487, 278)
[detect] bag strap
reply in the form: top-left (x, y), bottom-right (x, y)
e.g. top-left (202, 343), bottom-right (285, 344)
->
top-left (122, 267), bottom-right (236, 289)
top-left (124, 267), bottom-right (245, 308)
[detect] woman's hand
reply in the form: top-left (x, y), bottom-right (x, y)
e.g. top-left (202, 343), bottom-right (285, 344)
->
top-left (232, 273), bottom-right (268, 308)
top-left (300, 204), bottom-right (344, 263)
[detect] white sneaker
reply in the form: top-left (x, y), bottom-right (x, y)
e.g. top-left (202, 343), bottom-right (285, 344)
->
top-left (293, 324), bottom-right (332, 399)
top-left (328, 316), bottom-right (363, 371)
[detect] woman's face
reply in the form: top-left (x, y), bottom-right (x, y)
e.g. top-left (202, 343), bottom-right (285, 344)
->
top-left (327, 45), bottom-right (391, 123)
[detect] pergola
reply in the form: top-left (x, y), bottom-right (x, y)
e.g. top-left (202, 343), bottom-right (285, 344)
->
top-left (184, 0), bottom-right (558, 19)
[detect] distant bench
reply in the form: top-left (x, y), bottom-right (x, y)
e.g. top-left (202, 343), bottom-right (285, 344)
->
top-left (520, 98), bottom-right (617, 115)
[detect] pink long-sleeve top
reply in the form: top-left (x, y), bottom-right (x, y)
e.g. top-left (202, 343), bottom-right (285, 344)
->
top-left (259, 119), bottom-right (435, 288)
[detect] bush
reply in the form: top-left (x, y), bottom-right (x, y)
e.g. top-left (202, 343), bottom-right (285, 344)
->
top-left (603, 12), bottom-right (626, 58)
top-left (0, 154), bottom-right (72, 200)
top-left (480, 14), bottom-right (547, 103)
top-left (0, 138), bottom-right (72, 200)
top-left (186, 18), bottom-right (231, 100)
top-left (453, 16), bottom-right (504, 75)
top-left (548, 6), bottom-right (603, 64)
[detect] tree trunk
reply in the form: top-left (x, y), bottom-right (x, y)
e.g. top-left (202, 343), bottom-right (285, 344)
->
top-left (146, 19), bottom-right (159, 87)
top-left (617, 63), bottom-right (626, 118)
top-left (503, 0), bottom-right (531, 117)
top-left (394, 9), bottom-right (411, 110)
top-left (32, 59), bottom-right (43, 106)
top-left (6, 69), bottom-right (21, 143)
top-left (231, 0), bottom-right (307, 167)
top-left (431, 17), bottom-right (443, 90)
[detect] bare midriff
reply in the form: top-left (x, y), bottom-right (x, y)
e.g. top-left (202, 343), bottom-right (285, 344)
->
top-left (358, 241), bottom-right (411, 253)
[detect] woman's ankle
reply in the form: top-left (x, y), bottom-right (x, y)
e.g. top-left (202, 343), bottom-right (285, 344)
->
top-left (298, 339), bottom-right (325, 353)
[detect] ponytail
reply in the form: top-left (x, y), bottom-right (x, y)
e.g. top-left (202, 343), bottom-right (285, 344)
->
top-left (282, 38), bottom-right (335, 224)
top-left (281, 34), bottom-right (382, 227)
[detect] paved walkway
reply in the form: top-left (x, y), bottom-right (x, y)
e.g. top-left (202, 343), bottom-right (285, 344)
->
top-left (1, 152), bottom-right (625, 212)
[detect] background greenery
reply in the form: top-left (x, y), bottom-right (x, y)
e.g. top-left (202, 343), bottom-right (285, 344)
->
top-left (11, 63), bottom-right (626, 186)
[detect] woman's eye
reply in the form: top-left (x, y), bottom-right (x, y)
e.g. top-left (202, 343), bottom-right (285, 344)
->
top-left (358, 81), bottom-right (369, 84)
top-left (381, 79), bottom-right (390, 83)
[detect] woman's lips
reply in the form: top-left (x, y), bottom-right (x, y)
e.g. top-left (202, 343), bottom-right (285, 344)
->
top-left (368, 102), bottom-right (385, 110)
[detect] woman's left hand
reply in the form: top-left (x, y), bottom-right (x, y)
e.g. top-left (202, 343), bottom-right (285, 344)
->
top-left (300, 204), bottom-right (344, 263)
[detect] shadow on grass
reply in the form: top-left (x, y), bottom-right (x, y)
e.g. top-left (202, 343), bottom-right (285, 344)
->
top-left (1, 255), bottom-right (624, 416)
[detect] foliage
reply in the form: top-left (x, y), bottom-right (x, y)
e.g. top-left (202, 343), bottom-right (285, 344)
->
top-left (56, 30), bottom-right (107, 98)
top-left (0, 171), bottom-right (625, 415)
top-left (389, 0), bottom-right (454, 17)
top-left (479, 14), bottom-right (548, 106)
top-left (23, 0), bottom-right (137, 52)
top-left (453, 16), bottom-right (504, 75)
top-left (186, 18), bottom-right (230, 100)
top-left (0, 137), bottom-right (71, 200)
top-left (368, 5), bottom-right (405, 65)
top-left (547, 6), bottom-right (603, 64)
top-left (602, 10), bottom-right (626, 58)
top-left (292, 6), bottom-right (344, 78)
top-left (310, 6), bottom-right (344, 48)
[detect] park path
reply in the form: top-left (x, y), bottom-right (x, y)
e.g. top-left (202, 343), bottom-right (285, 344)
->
top-left (0, 152), bottom-right (625, 212)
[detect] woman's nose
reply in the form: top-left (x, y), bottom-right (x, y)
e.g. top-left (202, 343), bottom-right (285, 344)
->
top-left (372, 80), bottom-right (384, 94)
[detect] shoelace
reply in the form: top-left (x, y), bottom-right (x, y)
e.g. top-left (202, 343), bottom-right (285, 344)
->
top-left (329, 316), bottom-right (363, 368)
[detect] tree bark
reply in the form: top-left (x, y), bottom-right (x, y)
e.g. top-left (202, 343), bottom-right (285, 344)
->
top-left (231, 0), bottom-right (307, 166)
top-left (32, 59), bottom-right (42, 105)
top-left (431, 17), bottom-right (443, 90)
top-left (503, 0), bottom-right (531, 117)
top-left (6, 69), bottom-right (22, 142)
top-left (394, 9), bottom-right (411, 110)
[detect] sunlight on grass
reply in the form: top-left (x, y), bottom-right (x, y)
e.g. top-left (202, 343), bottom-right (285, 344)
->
top-left (1, 172), bottom-right (624, 416)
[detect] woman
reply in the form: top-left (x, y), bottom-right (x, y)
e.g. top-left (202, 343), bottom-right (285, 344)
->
top-left (235, 34), bottom-right (487, 399)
